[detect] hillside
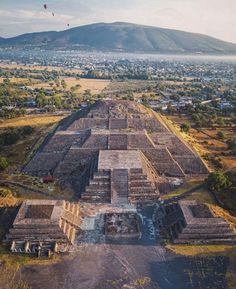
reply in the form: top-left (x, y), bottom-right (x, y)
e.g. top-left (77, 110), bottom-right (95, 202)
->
top-left (1, 22), bottom-right (236, 54)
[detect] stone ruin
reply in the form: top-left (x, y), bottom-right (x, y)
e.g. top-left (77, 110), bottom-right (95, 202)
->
top-left (6, 200), bottom-right (81, 256)
top-left (163, 200), bottom-right (236, 244)
top-left (23, 100), bottom-right (208, 205)
top-left (105, 213), bottom-right (141, 239)
top-left (5, 101), bottom-right (234, 254)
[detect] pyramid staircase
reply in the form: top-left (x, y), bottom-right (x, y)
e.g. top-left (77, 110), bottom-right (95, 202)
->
top-left (111, 169), bottom-right (129, 204)
top-left (81, 170), bottom-right (111, 203)
top-left (128, 168), bottom-right (159, 203)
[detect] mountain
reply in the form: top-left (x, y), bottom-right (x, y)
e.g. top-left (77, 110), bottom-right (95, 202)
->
top-left (1, 22), bottom-right (236, 55)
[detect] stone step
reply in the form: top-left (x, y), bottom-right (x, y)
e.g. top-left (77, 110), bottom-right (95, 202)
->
top-left (186, 223), bottom-right (230, 229)
top-left (174, 238), bottom-right (236, 245)
top-left (183, 227), bottom-right (234, 234)
top-left (129, 168), bottom-right (143, 174)
top-left (93, 171), bottom-right (110, 177)
top-left (178, 232), bottom-right (236, 240)
top-left (111, 169), bottom-right (128, 205)
top-left (129, 192), bottom-right (158, 197)
top-left (129, 174), bottom-right (148, 180)
top-left (112, 197), bottom-right (129, 204)
top-left (89, 179), bottom-right (110, 185)
top-left (85, 184), bottom-right (110, 191)
top-left (83, 190), bottom-right (109, 195)
top-left (7, 233), bottom-right (68, 240)
top-left (130, 187), bottom-right (157, 194)
top-left (9, 228), bottom-right (64, 235)
top-left (130, 181), bottom-right (153, 188)
top-left (93, 175), bottom-right (110, 181)
top-left (129, 196), bottom-right (158, 203)
top-left (82, 195), bottom-right (110, 203)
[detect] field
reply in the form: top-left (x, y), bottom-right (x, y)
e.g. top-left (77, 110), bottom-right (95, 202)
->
top-left (166, 244), bottom-right (236, 289)
top-left (0, 77), bottom-right (29, 84)
top-left (0, 63), bottom-right (82, 73)
top-left (104, 80), bottom-right (157, 95)
top-left (163, 115), bottom-right (236, 171)
top-left (0, 114), bottom-right (64, 128)
top-left (28, 77), bottom-right (110, 94)
top-left (0, 114), bottom-right (64, 172)
top-left (65, 78), bottom-right (110, 94)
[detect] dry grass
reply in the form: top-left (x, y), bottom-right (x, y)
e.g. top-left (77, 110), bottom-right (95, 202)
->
top-left (0, 77), bottom-right (29, 84)
top-left (32, 77), bottom-right (110, 94)
top-left (0, 62), bottom-right (82, 73)
top-left (208, 204), bottom-right (236, 231)
top-left (0, 195), bottom-right (18, 208)
top-left (161, 180), bottom-right (203, 200)
top-left (0, 187), bottom-right (18, 207)
top-left (166, 244), bottom-right (236, 256)
top-left (0, 245), bottom-right (59, 289)
top-left (0, 114), bottom-right (64, 172)
top-left (166, 243), bottom-right (236, 289)
top-left (166, 115), bottom-right (236, 171)
top-left (67, 78), bottom-right (110, 94)
top-left (185, 188), bottom-right (216, 204)
top-left (0, 114), bottom-right (65, 128)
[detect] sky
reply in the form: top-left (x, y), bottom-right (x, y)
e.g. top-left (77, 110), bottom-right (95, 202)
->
top-left (0, 0), bottom-right (236, 43)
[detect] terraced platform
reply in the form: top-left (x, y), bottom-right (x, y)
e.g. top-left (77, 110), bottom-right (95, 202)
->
top-left (7, 200), bottom-right (81, 255)
top-left (164, 200), bottom-right (236, 244)
top-left (23, 100), bottom-right (208, 204)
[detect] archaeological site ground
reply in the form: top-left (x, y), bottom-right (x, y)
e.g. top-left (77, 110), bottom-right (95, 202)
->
top-left (1, 100), bottom-right (236, 289)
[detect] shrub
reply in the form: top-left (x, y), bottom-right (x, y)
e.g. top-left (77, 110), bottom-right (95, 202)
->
top-left (217, 131), bottom-right (225, 140)
top-left (0, 156), bottom-right (9, 171)
top-left (21, 125), bottom-right (34, 135)
top-left (0, 129), bottom-right (20, 145)
top-left (207, 172), bottom-right (232, 193)
top-left (180, 123), bottom-right (190, 133)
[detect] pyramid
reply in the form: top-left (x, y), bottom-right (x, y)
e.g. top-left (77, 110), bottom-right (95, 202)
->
top-left (6, 200), bottom-right (81, 254)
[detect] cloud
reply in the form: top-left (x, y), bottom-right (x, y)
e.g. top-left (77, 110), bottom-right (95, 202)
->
top-left (0, 0), bottom-right (235, 43)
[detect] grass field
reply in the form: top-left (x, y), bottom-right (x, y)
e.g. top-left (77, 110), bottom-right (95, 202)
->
top-left (65, 77), bottom-right (110, 94)
top-left (165, 115), bottom-right (236, 171)
top-left (0, 62), bottom-right (82, 73)
top-left (31, 77), bottom-right (110, 94)
top-left (161, 180), bottom-right (204, 200)
top-left (0, 115), bottom-right (65, 128)
top-left (0, 114), bottom-right (65, 172)
top-left (0, 77), bottom-right (29, 84)
top-left (166, 244), bottom-right (236, 289)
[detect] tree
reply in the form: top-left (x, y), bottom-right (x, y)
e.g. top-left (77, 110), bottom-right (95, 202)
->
top-left (217, 131), bottom-right (225, 140)
top-left (0, 129), bottom-right (20, 145)
top-left (52, 95), bottom-right (62, 108)
top-left (207, 172), bottom-right (232, 193)
top-left (61, 79), bottom-right (67, 90)
top-left (180, 123), bottom-right (190, 133)
top-left (36, 93), bottom-right (47, 107)
top-left (0, 156), bottom-right (9, 171)
top-left (22, 125), bottom-right (34, 135)
top-left (216, 117), bottom-right (225, 127)
top-left (226, 139), bottom-right (236, 155)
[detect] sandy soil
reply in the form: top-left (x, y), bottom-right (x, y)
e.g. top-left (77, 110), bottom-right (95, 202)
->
top-left (15, 243), bottom-right (230, 289)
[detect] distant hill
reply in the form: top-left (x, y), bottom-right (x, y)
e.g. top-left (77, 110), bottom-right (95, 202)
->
top-left (1, 22), bottom-right (236, 55)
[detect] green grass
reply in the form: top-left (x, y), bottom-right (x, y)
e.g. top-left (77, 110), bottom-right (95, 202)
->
top-left (162, 180), bottom-right (203, 200)
top-left (166, 244), bottom-right (236, 289)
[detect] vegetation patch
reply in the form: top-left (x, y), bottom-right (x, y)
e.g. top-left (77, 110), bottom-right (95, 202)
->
top-left (166, 244), bottom-right (236, 289)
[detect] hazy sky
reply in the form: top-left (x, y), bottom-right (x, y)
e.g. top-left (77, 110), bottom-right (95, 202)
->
top-left (0, 0), bottom-right (236, 43)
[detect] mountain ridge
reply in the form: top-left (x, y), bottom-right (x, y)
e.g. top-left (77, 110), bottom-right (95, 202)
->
top-left (1, 22), bottom-right (236, 55)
